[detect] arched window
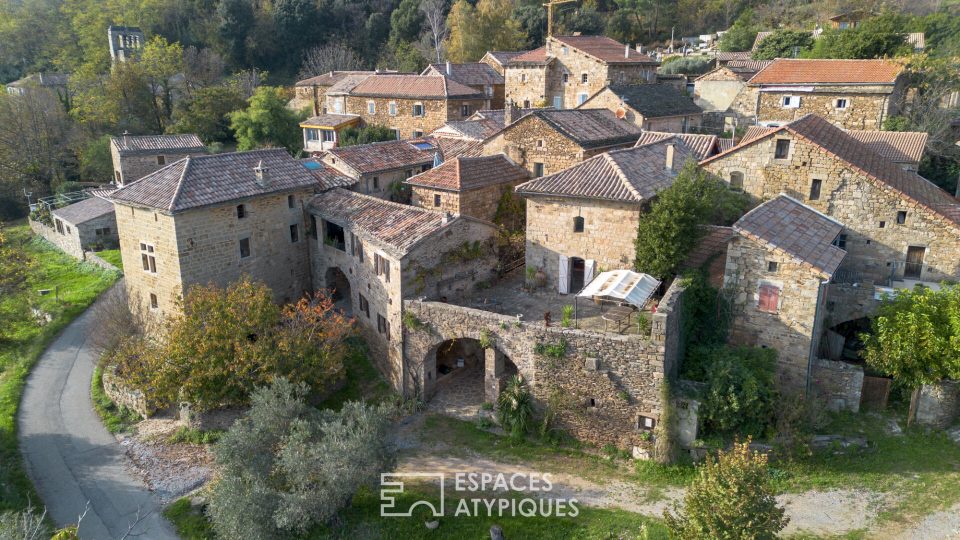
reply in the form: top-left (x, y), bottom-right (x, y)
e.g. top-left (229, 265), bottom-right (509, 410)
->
top-left (729, 171), bottom-right (744, 191)
top-left (573, 216), bottom-right (585, 233)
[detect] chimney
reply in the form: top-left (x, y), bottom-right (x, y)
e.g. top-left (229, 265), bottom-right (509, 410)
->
top-left (625, 44), bottom-right (630, 58)
top-left (504, 99), bottom-right (518, 125)
top-left (446, 60), bottom-right (451, 75)
top-left (254, 160), bottom-right (270, 188)
top-left (122, 130), bottom-right (130, 146)
top-left (665, 143), bottom-right (675, 172)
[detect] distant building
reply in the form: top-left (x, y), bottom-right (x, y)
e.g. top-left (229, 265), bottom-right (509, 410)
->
top-left (577, 84), bottom-right (704, 132)
top-left (299, 114), bottom-right (361, 153)
top-left (5, 72), bottom-right (69, 98)
top-left (110, 134), bottom-right (208, 186)
top-left (108, 26), bottom-right (144, 63)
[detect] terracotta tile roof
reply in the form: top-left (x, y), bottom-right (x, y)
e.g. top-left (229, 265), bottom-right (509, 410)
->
top-left (553, 36), bottom-right (658, 64)
top-left (526, 109), bottom-right (644, 149)
top-left (405, 155), bottom-right (528, 192)
top-left (107, 149), bottom-right (318, 212)
top-left (52, 196), bottom-right (114, 225)
top-left (326, 73), bottom-right (376, 94)
top-left (300, 114), bottom-right (360, 128)
top-left (432, 119), bottom-right (502, 140)
top-left (715, 51), bottom-right (752, 62)
top-left (734, 195), bottom-right (845, 276)
top-left (424, 63), bottom-right (504, 86)
top-left (295, 71), bottom-right (377, 87)
top-left (484, 51), bottom-right (527, 66)
top-left (349, 75), bottom-right (483, 99)
top-left (111, 134), bottom-right (206, 156)
top-left (508, 47), bottom-right (548, 64)
top-left (308, 188), bottom-right (455, 256)
top-left (634, 132), bottom-right (719, 160)
top-left (435, 137), bottom-right (484, 160)
top-left (708, 114), bottom-right (960, 228)
top-left (300, 158), bottom-right (356, 190)
top-left (741, 126), bottom-right (927, 164)
top-left (325, 139), bottom-right (437, 175)
top-left (748, 59), bottom-right (904, 85)
top-left (595, 84), bottom-right (703, 118)
top-left (725, 60), bottom-right (774, 80)
top-left (515, 139), bottom-right (694, 202)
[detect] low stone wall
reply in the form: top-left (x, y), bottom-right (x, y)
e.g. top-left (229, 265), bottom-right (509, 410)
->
top-left (811, 359), bottom-right (864, 413)
top-left (102, 366), bottom-right (153, 418)
top-left (84, 251), bottom-right (121, 272)
top-left (30, 218), bottom-right (84, 259)
top-left (916, 380), bottom-right (960, 429)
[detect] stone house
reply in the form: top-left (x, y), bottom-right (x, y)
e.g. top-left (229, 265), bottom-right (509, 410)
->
top-left (405, 154), bottom-right (529, 222)
top-left (480, 51), bottom-right (527, 76)
top-left (723, 195), bottom-right (846, 390)
top-left (106, 149), bottom-right (319, 316)
top-left (292, 71), bottom-right (378, 115)
top-left (693, 61), bottom-right (771, 117)
top-left (635, 132), bottom-right (721, 160)
top-left (516, 139), bottom-right (694, 293)
top-left (5, 72), bottom-right (69, 100)
top-left (307, 188), bottom-right (499, 389)
top-left (480, 108), bottom-right (644, 177)
top-left (701, 114), bottom-right (960, 286)
top-left (422, 62), bottom-right (505, 109)
top-left (504, 35), bottom-right (659, 110)
top-left (577, 84), bottom-right (703, 132)
top-left (321, 138), bottom-right (438, 200)
top-left (110, 134), bottom-right (208, 186)
top-left (322, 73), bottom-right (380, 116)
top-left (339, 75), bottom-right (489, 140)
top-left (747, 59), bottom-right (906, 130)
top-left (30, 196), bottom-right (118, 260)
top-left (300, 114), bottom-right (361, 154)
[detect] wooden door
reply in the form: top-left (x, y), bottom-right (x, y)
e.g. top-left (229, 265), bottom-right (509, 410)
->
top-left (905, 246), bottom-right (925, 279)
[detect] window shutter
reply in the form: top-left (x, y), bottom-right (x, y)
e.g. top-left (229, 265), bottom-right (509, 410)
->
top-left (758, 284), bottom-right (780, 313)
top-left (558, 255), bottom-right (569, 294)
top-left (584, 259), bottom-right (595, 285)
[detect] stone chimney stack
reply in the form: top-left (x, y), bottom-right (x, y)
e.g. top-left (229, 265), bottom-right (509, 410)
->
top-left (446, 60), bottom-right (451, 75)
top-left (122, 130), bottom-right (130, 146)
top-left (665, 143), bottom-right (675, 172)
top-left (504, 99), bottom-right (519, 125)
top-left (254, 160), bottom-right (270, 188)
top-left (625, 44), bottom-right (630, 58)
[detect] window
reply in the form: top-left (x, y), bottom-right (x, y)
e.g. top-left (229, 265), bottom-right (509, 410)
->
top-left (729, 171), bottom-right (744, 191)
top-left (581, 73), bottom-right (588, 83)
top-left (239, 237), bottom-right (251, 259)
top-left (95, 227), bottom-right (111, 237)
top-left (897, 211), bottom-right (907, 224)
top-left (835, 98), bottom-right (848, 109)
top-left (573, 216), bottom-right (584, 233)
top-left (767, 261), bottom-right (779, 272)
top-left (358, 293), bottom-right (370, 317)
top-left (309, 215), bottom-right (318, 239)
top-left (115, 171), bottom-right (121, 183)
top-left (774, 139), bottom-right (791, 159)
top-left (536, 139), bottom-right (544, 148)
top-left (434, 194), bottom-right (441, 207)
top-left (521, 73), bottom-right (527, 83)
top-left (65, 225), bottom-right (71, 234)
top-left (392, 128), bottom-right (401, 140)
top-left (412, 103), bottom-right (424, 117)
top-left (237, 204), bottom-right (246, 219)
top-left (377, 313), bottom-right (390, 340)
top-left (289, 224), bottom-right (299, 243)
top-left (149, 293), bottom-right (158, 309)
top-left (374, 253), bottom-right (391, 282)
top-left (561, 46), bottom-right (568, 55)
top-left (157, 155), bottom-right (165, 165)
top-left (54, 218), bottom-right (64, 234)
top-left (577, 93), bottom-right (588, 105)
top-left (460, 104), bottom-right (470, 117)
top-left (321, 130), bottom-right (336, 142)
top-left (405, 169), bottom-right (413, 178)
top-left (757, 283), bottom-right (780, 313)
top-left (523, 99), bottom-right (530, 108)
top-left (305, 128), bottom-right (319, 141)
top-left (139, 242), bottom-right (156, 273)
top-left (485, 85), bottom-right (493, 96)
top-left (388, 102), bottom-right (397, 116)
top-left (413, 130), bottom-right (423, 138)
top-left (287, 194), bottom-right (295, 208)
top-left (367, 101), bottom-right (376, 114)
top-left (833, 234), bottom-right (847, 249)
top-left (323, 220), bottom-right (345, 250)
top-left (562, 73), bottom-right (569, 84)
top-left (372, 176), bottom-right (380, 190)
top-left (553, 95), bottom-right (562, 109)
top-left (809, 178), bottom-right (822, 200)
top-left (637, 415), bottom-right (656, 431)
top-left (781, 95), bottom-right (801, 108)
top-left (533, 163), bottom-right (544, 177)
top-left (879, 221), bottom-right (885, 228)
top-left (333, 101), bottom-right (343, 113)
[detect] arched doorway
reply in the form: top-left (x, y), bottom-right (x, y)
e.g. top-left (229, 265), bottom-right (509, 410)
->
top-left (324, 267), bottom-right (351, 312)
top-left (425, 338), bottom-right (515, 419)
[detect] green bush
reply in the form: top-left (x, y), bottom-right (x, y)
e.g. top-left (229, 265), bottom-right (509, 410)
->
top-left (534, 339), bottom-right (567, 359)
top-left (657, 56), bottom-right (713, 76)
top-left (697, 346), bottom-right (778, 438)
top-left (497, 375), bottom-right (534, 438)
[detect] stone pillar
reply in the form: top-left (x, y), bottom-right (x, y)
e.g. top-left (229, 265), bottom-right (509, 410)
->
top-left (916, 380), bottom-right (960, 428)
top-left (484, 348), bottom-right (505, 403)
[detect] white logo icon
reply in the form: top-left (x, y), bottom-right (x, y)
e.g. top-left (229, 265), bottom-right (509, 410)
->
top-left (380, 473), bottom-right (445, 517)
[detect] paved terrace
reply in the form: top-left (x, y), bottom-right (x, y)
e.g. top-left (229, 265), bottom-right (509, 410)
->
top-left (446, 270), bottom-right (655, 336)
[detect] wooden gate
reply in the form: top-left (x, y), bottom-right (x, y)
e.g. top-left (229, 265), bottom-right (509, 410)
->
top-left (860, 376), bottom-right (892, 410)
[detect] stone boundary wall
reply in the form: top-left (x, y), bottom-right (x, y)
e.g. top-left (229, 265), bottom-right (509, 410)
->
top-left (84, 251), bottom-right (121, 272)
top-left (917, 380), bottom-right (960, 429)
top-left (811, 359), bottom-right (864, 413)
top-left (29, 218), bottom-right (84, 259)
top-left (102, 366), bottom-right (152, 418)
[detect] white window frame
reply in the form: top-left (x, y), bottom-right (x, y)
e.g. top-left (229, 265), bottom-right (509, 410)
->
top-left (305, 128), bottom-right (320, 142)
top-left (835, 98), bottom-right (848, 109)
top-left (140, 242), bottom-right (157, 274)
top-left (782, 95), bottom-right (801, 109)
top-left (367, 101), bottom-right (376, 114)
top-left (388, 102), bottom-right (397, 116)
top-left (577, 93), bottom-right (588, 105)
top-left (412, 103), bottom-right (424, 117)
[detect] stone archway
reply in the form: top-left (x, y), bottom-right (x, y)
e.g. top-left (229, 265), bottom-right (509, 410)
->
top-left (422, 337), bottom-right (519, 419)
top-left (324, 266), bottom-right (351, 312)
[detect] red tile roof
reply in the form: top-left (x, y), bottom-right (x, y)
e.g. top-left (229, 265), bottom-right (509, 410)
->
top-left (553, 36), bottom-right (658, 64)
top-left (434, 137), bottom-right (484, 160)
top-left (509, 46), bottom-right (548, 64)
top-left (325, 139), bottom-right (437, 175)
top-left (423, 63), bottom-right (504, 86)
top-left (748, 59), bottom-right (904, 85)
top-left (349, 74), bottom-right (483, 99)
top-left (405, 155), bottom-right (528, 192)
top-left (483, 51), bottom-right (527, 66)
top-left (734, 195), bottom-right (845, 276)
top-left (521, 109), bottom-right (644, 149)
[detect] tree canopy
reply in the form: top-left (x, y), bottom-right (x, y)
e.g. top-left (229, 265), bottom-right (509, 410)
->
top-left (446, 0), bottom-right (526, 62)
top-left (230, 86), bottom-right (305, 154)
top-left (752, 30), bottom-right (814, 60)
top-left (719, 9), bottom-right (758, 52)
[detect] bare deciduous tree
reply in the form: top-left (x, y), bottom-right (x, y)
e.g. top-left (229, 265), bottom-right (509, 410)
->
top-left (0, 90), bottom-right (73, 198)
top-left (183, 46), bottom-right (227, 91)
top-left (89, 286), bottom-right (152, 356)
top-left (297, 43), bottom-right (366, 81)
top-left (420, 0), bottom-right (449, 63)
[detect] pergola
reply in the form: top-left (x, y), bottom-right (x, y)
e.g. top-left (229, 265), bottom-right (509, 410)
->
top-left (574, 270), bottom-right (661, 332)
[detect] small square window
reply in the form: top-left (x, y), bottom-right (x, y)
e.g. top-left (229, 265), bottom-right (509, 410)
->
top-left (289, 224), bottom-right (299, 243)
top-left (237, 204), bottom-right (246, 219)
top-left (835, 99), bottom-right (848, 109)
top-left (389, 102), bottom-right (397, 116)
top-left (239, 237), bottom-right (251, 258)
top-left (523, 100), bottom-right (530, 108)
top-left (897, 211), bottom-right (907, 224)
top-left (157, 155), bottom-right (165, 165)
top-left (287, 195), bottom-right (294, 208)
top-left (413, 130), bottom-right (423, 138)
top-left (434, 194), bottom-right (441, 207)
top-left (536, 139), bottom-right (544, 148)
top-left (638, 415), bottom-right (656, 430)
top-left (833, 234), bottom-right (847, 250)
top-left (581, 73), bottom-right (588, 83)
top-left (413, 104), bottom-right (424, 117)
top-left (879, 221), bottom-right (885, 228)
top-left (774, 139), bottom-right (791, 159)
top-left (149, 293), bottom-right (158, 309)
top-left (767, 261), bottom-right (778, 272)
top-left (562, 73), bottom-right (569, 83)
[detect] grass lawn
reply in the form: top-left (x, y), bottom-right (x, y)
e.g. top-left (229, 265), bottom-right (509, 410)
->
top-left (164, 498), bottom-right (215, 540)
top-left (0, 222), bottom-right (119, 512)
top-left (90, 364), bottom-right (141, 433)
top-left (93, 248), bottom-right (123, 270)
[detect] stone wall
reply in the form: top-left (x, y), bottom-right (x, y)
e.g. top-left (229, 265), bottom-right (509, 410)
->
top-left (102, 366), bottom-right (152, 418)
top-left (824, 283), bottom-right (881, 328)
top-left (811, 359), bottom-right (864, 412)
top-left (410, 181), bottom-right (521, 223)
top-left (32, 210), bottom-right (118, 261)
top-left (344, 95), bottom-right (488, 139)
top-left (723, 235), bottom-right (828, 390)
top-left (504, 65), bottom-right (549, 108)
top-left (916, 380), bottom-right (960, 429)
top-left (115, 203), bottom-right (182, 316)
top-left (694, 69), bottom-right (746, 112)
top-left (524, 195), bottom-right (642, 293)
top-left (111, 146), bottom-right (204, 186)
top-left (30, 218), bottom-right (84, 259)
top-left (755, 88), bottom-right (898, 130)
top-left (703, 132), bottom-right (960, 285)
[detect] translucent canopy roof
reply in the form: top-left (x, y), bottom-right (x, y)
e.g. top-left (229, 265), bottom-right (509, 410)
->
top-left (577, 270), bottom-right (660, 309)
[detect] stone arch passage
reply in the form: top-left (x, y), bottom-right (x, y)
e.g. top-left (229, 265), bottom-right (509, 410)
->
top-left (324, 266), bottom-right (351, 310)
top-left (423, 337), bottom-right (517, 418)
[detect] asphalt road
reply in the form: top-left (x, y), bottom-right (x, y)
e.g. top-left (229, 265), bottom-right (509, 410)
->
top-left (18, 284), bottom-right (178, 540)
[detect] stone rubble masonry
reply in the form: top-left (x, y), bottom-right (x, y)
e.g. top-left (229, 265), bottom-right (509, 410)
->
top-left (401, 278), bottom-right (687, 451)
top-left (755, 86), bottom-right (903, 130)
top-left (344, 95), bottom-right (489, 140)
top-left (916, 380), bottom-right (960, 429)
top-left (115, 190), bottom-right (314, 318)
top-left (702, 132), bottom-right (960, 285)
top-left (581, 88), bottom-right (703, 132)
top-left (723, 235), bottom-right (829, 391)
top-left (410, 180), bottom-right (523, 223)
top-left (811, 359), bottom-right (864, 413)
top-left (103, 366), bottom-right (152, 418)
top-left (30, 211), bottom-right (118, 260)
top-left (524, 195), bottom-right (642, 292)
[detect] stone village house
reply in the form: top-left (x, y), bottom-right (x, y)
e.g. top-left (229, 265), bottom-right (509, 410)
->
top-left (105, 149), bottom-right (319, 316)
top-left (635, 132), bottom-right (721, 160)
top-left (299, 114), bottom-right (361, 154)
top-left (692, 60), bottom-right (772, 126)
top-left (422, 62), bottom-right (505, 109)
top-left (292, 71), bottom-right (378, 115)
top-left (577, 83), bottom-right (704, 132)
top-left (29, 196), bottom-right (118, 260)
top-left (505, 35), bottom-right (659, 110)
top-left (110, 134), bottom-right (208, 186)
top-left (321, 138), bottom-right (437, 200)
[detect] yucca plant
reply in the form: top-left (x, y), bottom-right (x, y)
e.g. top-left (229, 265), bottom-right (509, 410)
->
top-left (497, 375), bottom-right (533, 438)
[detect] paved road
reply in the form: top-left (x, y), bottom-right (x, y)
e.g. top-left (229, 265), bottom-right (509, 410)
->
top-left (18, 284), bottom-right (178, 540)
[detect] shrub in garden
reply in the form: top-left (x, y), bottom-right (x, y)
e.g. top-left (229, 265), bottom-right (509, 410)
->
top-left (699, 346), bottom-right (778, 438)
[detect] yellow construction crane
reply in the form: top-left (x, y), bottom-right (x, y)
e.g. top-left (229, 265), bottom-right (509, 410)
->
top-left (543, 0), bottom-right (578, 38)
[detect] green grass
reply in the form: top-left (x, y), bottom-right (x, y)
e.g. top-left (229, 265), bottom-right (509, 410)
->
top-left (0, 222), bottom-right (119, 512)
top-left (94, 249), bottom-right (123, 270)
top-left (316, 337), bottom-right (395, 410)
top-left (166, 426), bottom-right (224, 445)
top-left (163, 498), bottom-right (214, 540)
top-left (91, 364), bottom-right (141, 433)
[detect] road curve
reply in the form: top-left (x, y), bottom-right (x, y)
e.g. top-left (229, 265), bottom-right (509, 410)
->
top-left (18, 283), bottom-right (178, 540)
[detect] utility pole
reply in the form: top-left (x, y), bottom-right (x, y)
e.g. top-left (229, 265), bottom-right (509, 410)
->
top-left (543, 0), bottom-right (577, 38)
